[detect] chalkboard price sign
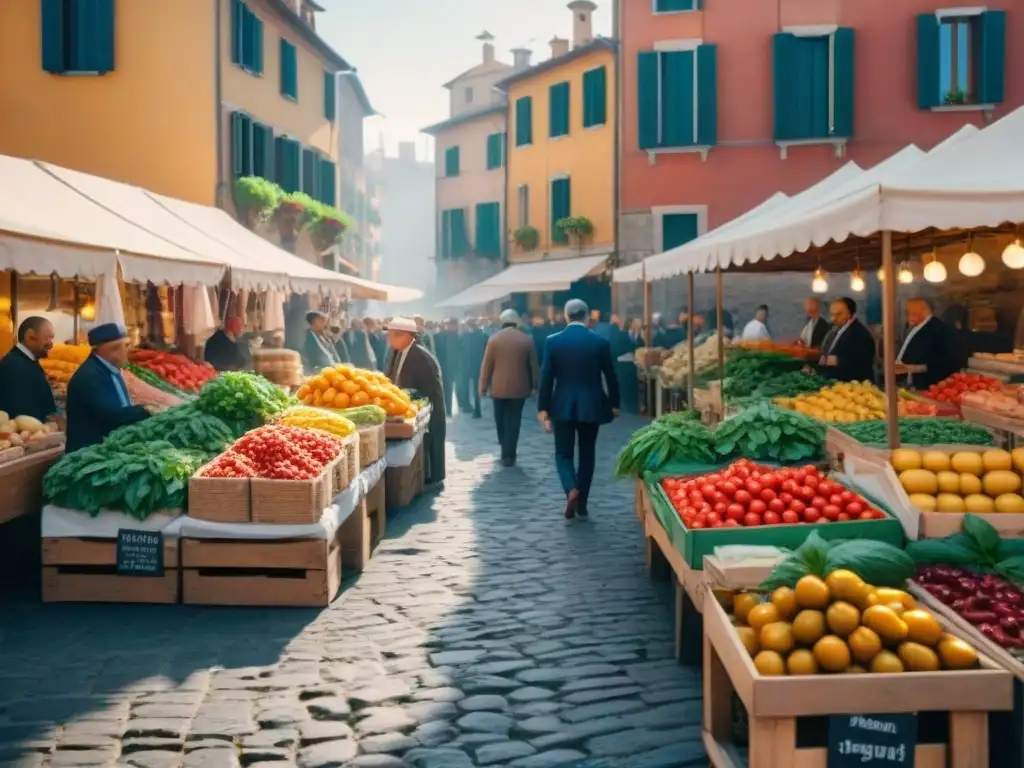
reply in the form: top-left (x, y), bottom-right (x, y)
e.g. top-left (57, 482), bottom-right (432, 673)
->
top-left (116, 529), bottom-right (164, 576)
top-left (829, 713), bottom-right (917, 767)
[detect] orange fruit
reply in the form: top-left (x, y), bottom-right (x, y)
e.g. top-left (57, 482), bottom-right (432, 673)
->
top-left (341, 380), bottom-right (360, 395)
top-left (351, 391), bottom-right (370, 406)
top-left (334, 392), bottom-right (351, 409)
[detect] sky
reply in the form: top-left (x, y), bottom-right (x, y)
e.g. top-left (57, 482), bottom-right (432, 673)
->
top-left (316, 0), bottom-right (613, 161)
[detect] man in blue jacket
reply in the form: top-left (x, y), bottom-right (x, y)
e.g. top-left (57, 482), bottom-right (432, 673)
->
top-left (65, 323), bottom-right (150, 453)
top-left (538, 299), bottom-right (620, 520)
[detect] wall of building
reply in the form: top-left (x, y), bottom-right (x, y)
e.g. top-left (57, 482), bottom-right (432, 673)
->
top-left (337, 76), bottom-right (367, 183)
top-left (0, 0), bottom-right (217, 205)
top-left (505, 46), bottom-right (616, 261)
top-left (447, 47), bottom-right (512, 117)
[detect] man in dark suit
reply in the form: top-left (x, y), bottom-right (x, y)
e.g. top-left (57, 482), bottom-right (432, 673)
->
top-left (66, 324), bottom-right (150, 453)
top-left (386, 317), bottom-right (447, 488)
top-left (538, 299), bottom-right (621, 521)
top-left (0, 316), bottom-right (58, 424)
top-left (479, 309), bottom-right (539, 466)
top-left (816, 297), bottom-right (876, 383)
top-left (896, 297), bottom-right (957, 390)
top-left (302, 311), bottom-right (340, 372)
top-left (458, 319), bottom-right (487, 419)
top-left (204, 317), bottom-right (249, 372)
top-left (799, 298), bottom-right (831, 349)
top-left (434, 318), bottom-right (461, 417)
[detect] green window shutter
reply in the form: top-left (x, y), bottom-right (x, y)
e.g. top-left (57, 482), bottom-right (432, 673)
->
top-left (662, 213), bottom-right (699, 251)
top-left (274, 136), bottom-right (287, 186)
top-left (280, 40), bottom-right (297, 99)
top-left (253, 15), bottom-right (263, 74)
top-left (582, 66), bottom-right (607, 128)
top-left (251, 122), bottom-right (265, 177)
top-left (486, 133), bottom-right (503, 169)
top-left (324, 71), bottom-right (336, 121)
top-left (515, 96), bottom-right (533, 146)
top-left (440, 211), bottom-right (452, 259)
top-left (695, 45), bottom-right (717, 145)
top-left (660, 50), bottom-right (694, 146)
top-left (319, 159), bottom-right (336, 206)
top-left (445, 146), bottom-right (460, 177)
top-left (550, 177), bottom-right (571, 245)
top-left (655, 0), bottom-right (697, 10)
top-left (231, 0), bottom-right (243, 65)
top-left (549, 82), bottom-right (570, 137)
top-left (772, 33), bottom-right (798, 140)
top-left (475, 202), bottom-right (501, 258)
top-left (41, 0), bottom-right (65, 73)
top-left (977, 11), bottom-right (1006, 105)
top-left (73, 0), bottom-right (116, 73)
top-left (240, 115), bottom-right (253, 176)
top-left (637, 52), bottom-right (659, 149)
top-left (915, 14), bottom-right (940, 108)
top-left (301, 148), bottom-right (317, 196)
top-left (450, 209), bottom-right (468, 257)
top-left (231, 113), bottom-right (244, 179)
top-left (831, 28), bottom-right (854, 137)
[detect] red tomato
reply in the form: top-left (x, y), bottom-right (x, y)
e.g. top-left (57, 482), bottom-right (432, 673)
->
top-left (749, 500), bottom-right (767, 516)
top-left (829, 494), bottom-right (845, 508)
top-left (837, 512), bottom-right (851, 521)
top-left (689, 491), bottom-right (704, 506)
top-left (872, 509), bottom-right (886, 519)
top-left (793, 470), bottom-right (807, 485)
top-left (760, 488), bottom-right (777, 503)
top-left (712, 491), bottom-right (727, 504)
top-left (701, 484), bottom-right (716, 500)
top-left (690, 521), bottom-right (705, 529)
top-left (789, 499), bottom-right (806, 515)
top-left (859, 511), bottom-right (875, 520)
top-left (743, 512), bottom-right (762, 527)
top-left (706, 474), bottom-right (722, 486)
top-left (818, 480), bottom-right (837, 496)
top-left (724, 519), bottom-right (741, 527)
top-left (745, 480), bottom-right (763, 496)
top-left (803, 507), bottom-right (821, 523)
top-left (720, 481), bottom-right (738, 498)
top-left (839, 490), bottom-right (856, 505)
top-left (822, 504), bottom-right (842, 521)
top-left (782, 510), bottom-right (800, 524)
top-left (781, 479), bottom-right (799, 494)
top-left (734, 490), bottom-right (753, 506)
top-left (845, 501), bottom-right (863, 516)
top-left (801, 486), bottom-right (817, 501)
top-left (726, 503), bottom-right (746, 522)
top-left (811, 497), bottom-right (828, 511)
top-left (805, 474), bottom-right (820, 489)
top-left (761, 474), bottom-right (779, 490)
top-left (763, 511), bottom-right (781, 525)
top-left (713, 501), bottom-right (729, 515)
top-left (706, 512), bottom-right (721, 526)
top-left (768, 499), bottom-right (786, 514)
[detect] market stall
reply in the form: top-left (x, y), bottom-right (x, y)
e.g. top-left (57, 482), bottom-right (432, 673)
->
top-left (383, 402), bottom-right (431, 510)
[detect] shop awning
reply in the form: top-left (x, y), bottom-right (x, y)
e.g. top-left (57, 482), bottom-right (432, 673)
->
top-left (435, 254), bottom-right (609, 309)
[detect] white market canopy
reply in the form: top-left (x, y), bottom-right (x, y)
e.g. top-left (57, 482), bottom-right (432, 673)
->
top-left (436, 254), bottom-right (609, 309)
top-left (0, 155), bottom-right (419, 301)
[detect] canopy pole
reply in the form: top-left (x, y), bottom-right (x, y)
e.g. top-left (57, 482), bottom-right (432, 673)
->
top-left (687, 272), bottom-right (695, 413)
top-left (10, 271), bottom-right (18, 332)
top-left (73, 282), bottom-right (80, 342)
top-left (716, 267), bottom-right (724, 414)
top-left (881, 231), bottom-right (900, 449)
top-left (642, 261), bottom-right (652, 348)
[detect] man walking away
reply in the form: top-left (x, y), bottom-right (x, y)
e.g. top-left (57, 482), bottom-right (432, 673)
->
top-left (479, 309), bottom-right (539, 467)
top-left (459, 319), bottom-right (487, 419)
top-left (538, 299), bottom-right (620, 520)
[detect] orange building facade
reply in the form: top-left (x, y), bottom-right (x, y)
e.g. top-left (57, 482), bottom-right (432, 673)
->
top-left (617, 0), bottom-right (1024, 266)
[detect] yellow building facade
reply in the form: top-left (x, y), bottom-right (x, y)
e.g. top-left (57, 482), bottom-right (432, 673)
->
top-left (502, 32), bottom-right (616, 263)
top-left (0, 0), bottom-right (353, 214)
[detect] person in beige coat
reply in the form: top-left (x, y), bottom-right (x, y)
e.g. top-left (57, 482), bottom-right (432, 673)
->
top-left (479, 309), bottom-right (540, 466)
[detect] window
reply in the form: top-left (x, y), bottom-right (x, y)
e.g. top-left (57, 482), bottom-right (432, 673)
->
top-left (475, 202), bottom-right (502, 258)
top-left (917, 11), bottom-right (1005, 108)
top-left (280, 39), bottom-right (298, 100)
top-left (324, 71), bottom-right (336, 121)
top-left (464, 86), bottom-right (474, 104)
top-left (517, 185), bottom-right (529, 228)
top-left (515, 96), bottom-right (533, 146)
top-left (230, 0), bottom-right (264, 75)
top-left (549, 82), bottom-right (570, 138)
top-left (274, 136), bottom-right (301, 192)
top-left (41, 0), bottom-right (116, 74)
top-left (251, 122), bottom-right (275, 179)
top-left (662, 213), bottom-right (699, 251)
top-left (486, 132), bottom-right (506, 170)
top-left (301, 148), bottom-right (318, 197)
top-left (637, 45), bottom-right (717, 150)
top-left (444, 146), bottom-right (460, 177)
top-left (318, 158), bottom-right (337, 206)
top-left (230, 112), bottom-right (254, 179)
top-left (582, 66), bottom-right (607, 128)
top-left (440, 209), bottom-right (469, 258)
top-left (772, 29), bottom-right (854, 141)
top-left (653, 0), bottom-right (701, 12)
top-left (550, 177), bottom-right (571, 245)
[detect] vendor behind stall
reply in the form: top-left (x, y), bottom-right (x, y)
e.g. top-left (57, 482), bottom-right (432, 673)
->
top-left (204, 317), bottom-right (249, 372)
top-left (303, 311), bottom-right (341, 371)
top-left (816, 297), bottom-right (875, 382)
top-left (386, 317), bottom-right (446, 490)
top-left (65, 323), bottom-right (150, 452)
top-left (896, 298), bottom-right (957, 390)
top-left (0, 316), bottom-right (58, 424)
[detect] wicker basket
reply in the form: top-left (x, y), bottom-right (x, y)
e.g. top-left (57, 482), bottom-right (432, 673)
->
top-left (337, 434), bottom-right (359, 491)
top-left (357, 424), bottom-right (385, 469)
top-left (250, 471), bottom-right (332, 525)
top-left (188, 468), bottom-right (251, 523)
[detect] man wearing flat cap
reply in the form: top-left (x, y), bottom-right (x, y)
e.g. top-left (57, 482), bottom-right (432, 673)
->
top-left (65, 323), bottom-right (150, 452)
top-left (385, 317), bottom-right (447, 489)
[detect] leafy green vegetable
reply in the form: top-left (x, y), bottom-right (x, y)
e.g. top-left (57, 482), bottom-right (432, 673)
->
top-left (655, 410), bottom-right (701, 426)
top-left (103, 403), bottom-right (234, 454)
top-left (906, 514), bottom-right (1024, 581)
top-left (836, 418), bottom-right (993, 447)
top-left (44, 441), bottom-right (206, 519)
top-left (748, 371), bottom-right (827, 399)
top-left (761, 533), bottom-right (912, 589)
top-left (760, 533), bottom-right (828, 590)
top-left (722, 351), bottom-right (804, 398)
top-left (614, 419), bottom-right (715, 477)
top-left (713, 401), bottom-right (825, 462)
top-left (196, 372), bottom-right (293, 425)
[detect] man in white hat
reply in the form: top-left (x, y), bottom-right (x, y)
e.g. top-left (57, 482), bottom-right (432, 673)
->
top-left (385, 317), bottom-right (447, 489)
top-left (478, 309), bottom-right (539, 467)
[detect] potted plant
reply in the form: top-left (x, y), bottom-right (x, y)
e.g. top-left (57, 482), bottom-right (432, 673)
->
top-left (555, 216), bottom-right (594, 245)
top-left (944, 88), bottom-right (967, 106)
top-left (513, 225), bottom-right (540, 252)
top-left (310, 205), bottom-right (356, 252)
top-left (275, 191), bottom-right (317, 240)
top-left (234, 176), bottom-right (283, 228)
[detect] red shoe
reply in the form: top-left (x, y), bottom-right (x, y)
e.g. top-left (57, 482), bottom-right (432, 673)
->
top-left (564, 489), bottom-right (579, 520)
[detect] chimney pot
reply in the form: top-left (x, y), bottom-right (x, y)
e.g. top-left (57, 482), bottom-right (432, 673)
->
top-left (567, 0), bottom-right (596, 48)
top-left (549, 36), bottom-right (569, 59)
top-left (478, 31), bottom-right (496, 64)
top-left (511, 47), bottom-right (532, 71)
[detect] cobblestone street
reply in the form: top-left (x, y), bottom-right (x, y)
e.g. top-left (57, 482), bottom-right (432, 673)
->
top-left (0, 405), bottom-right (707, 768)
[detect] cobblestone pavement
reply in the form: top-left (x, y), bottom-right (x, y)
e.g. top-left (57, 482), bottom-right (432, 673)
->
top-left (0, 404), bottom-right (707, 768)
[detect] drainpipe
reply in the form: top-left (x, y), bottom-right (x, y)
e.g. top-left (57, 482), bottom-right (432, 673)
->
top-left (214, 0), bottom-right (225, 207)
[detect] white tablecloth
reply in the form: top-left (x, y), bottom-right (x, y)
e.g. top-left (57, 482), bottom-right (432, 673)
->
top-left (41, 507), bottom-right (185, 538)
top-left (385, 431), bottom-right (424, 468)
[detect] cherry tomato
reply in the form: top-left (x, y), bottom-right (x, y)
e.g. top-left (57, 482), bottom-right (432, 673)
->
top-left (789, 499), bottom-right (806, 515)
top-left (763, 511), bottom-right (781, 525)
top-left (811, 497), bottom-right (828, 511)
top-left (778, 491), bottom-right (794, 505)
top-left (803, 507), bottom-right (821, 523)
top-left (690, 521), bottom-right (705, 529)
top-left (760, 488), bottom-right (777, 503)
top-left (768, 499), bottom-right (786, 514)
top-left (845, 501), bottom-right (863, 516)
top-left (859, 511), bottom-right (875, 520)
top-left (781, 479), bottom-right (799, 494)
top-left (837, 512), bottom-right (851, 521)
top-left (839, 490), bottom-right (856, 505)
top-left (706, 512), bottom-right (721, 526)
top-left (782, 510), bottom-right (800, 524)
top-left (822, 504), bottom-right (842, 521)
top-left (829, 494), bottom-right (845, 508)
top-left (721, 481), bottom-right (738, 498)
top-left (734, 490), bottom-right (753, 506)
top-left (724, 519), bottom-right (741, 527)
top-left (726, 503), bottom-right (745, 522)
top-left (761, 474), bottom-right (779, 490)
top-left (749, 500), bottom-right (767, 516)
top-left (745, 480), bottom-right (763, 496)
top-left (743, 512), bottom-right (761, 527)
top-left (793, 470), bottom-right (807, 485)
top-left (701, 484), bottom-right (717, 500)
top-left (801, 486), bottom-right (817, 501)
top-left (805, 474), bottom-right (820, 488)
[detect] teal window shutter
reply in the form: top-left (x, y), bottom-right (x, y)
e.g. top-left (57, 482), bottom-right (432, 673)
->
top-left (280, 39), bottom-right (297, 99)
top-left (695, 45), bottom-right (717, 145)
top-left (582, 66), bottom-right (607, 128)
top-left (655, 0), bottom-right (697, 10)
top-left (41, 0), bottom-right (65, 73)
top-left (977, 11), bottom-right (1006, 105)
top-left (831, 28), bottom-right (854, 137)
top-left (253, 16), bottom-right (263, 73)
top-left (445, 146), bottom-right (460, 177)
top-left (440, 211), bottom-right (452, 259)
top-left (486, 133), bottom-right (503, 169)
top-left (515, 96), bottom-right (533, 146)
top-left (662, 213), bottom-right (699, 251)
top-left (70, 0), bottom-right (116, 73)
top-left (550, 177), bottom-right (571, 245)
top-left (324, 71), bottom-right (336, 120)
top-left (637, 52), bottom-right (659, 149)
top-left (475, 202), bottom-right (501, 258)
top-left (549, 82), bottom-right (570, 137)
top-left (450, 209), bottom-right (469, 257)
top-left (252, 122), bottom-right (265, 177)
top-left (660, 50), bottom-right (694, 146)
top-left (915, 14), bottom-right (940, 108)
top-left (301, 148), bottom-right (317, 197)
top-left (772, 33), bottom-right (798, 140)
top-left (319, 159), bottom-right (336, 206)
top-left (231, 113), bottom-right (245, 179)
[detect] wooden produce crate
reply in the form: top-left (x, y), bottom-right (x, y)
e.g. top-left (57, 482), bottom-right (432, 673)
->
top-left (385, 440), bottom-right (423, 510)
top-left (0, 447), bottom-right (63, 526)
top-left (42, 536), bottom-right (180, 604)
top-left (366, 479), bottom-right (386, 550)
top-left (250, 466), bottom-right (333, 525)
top-left (188, 471), bottom-right (251, 524)
top-left (336, 478), bottom-right (386, 572)
top-left (702, 554), bottom-right (782, 592)
top-left (635, 477), bottom-right (653, 524)
top-left (24, 431), bottom-right (66, 455)
top-left (181, 536), bottom-right (340, 607)
top-left (701, 595), bottom-right (1013, 768)
top-left (337, 434), bottom-right (358, 491)
top-left (357, 424), bottom-right (386, 469)
top-left (385, 418), bottom-right (416, 440)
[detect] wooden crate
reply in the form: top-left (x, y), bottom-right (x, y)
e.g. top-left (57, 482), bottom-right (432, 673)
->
top-left (635, 477), bottom-right (653, 524)
top-left (385, 418), bottom-right (416, 440)
top-left (357, 424), bottom-right (386, 469)
top-left (337, 434), bottom-right (358, 491)
top-left (701, 595), bottom-right (1013, 768)
top-left (336, 479), bottom-right (385, 572)
top-left (181, 536), bottom-right (340, 607)
top-left (0, 447), bottom-right (63, 526)
top-left (645, 510), bottom-right (706, 666)
top-left (250, 470), bottom-right (332, 525)
top-left (188, 471), bottom-right (251, 523)
top-left (42, 536), bottom-right (180, 604)
top-left (385, 442), bottom-right (423, 510)
top-left (366, 479), bottom-right (386, 550)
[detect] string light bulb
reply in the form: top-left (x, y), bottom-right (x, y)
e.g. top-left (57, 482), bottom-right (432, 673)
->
top-left (958, 233), bottom-right (985, 277)
top-left (811, 268), bottom-right (829, 294)
top-left (923, 257), bottom-right (947, 283)
top-left (876, 266), bottom-right (885, 281)
top-left (1002, 239), bottom-right (1024, 269)
top-left (897, 262), bottom-right (914, 284)
top-left (849, 269), bottom-right (866, 292)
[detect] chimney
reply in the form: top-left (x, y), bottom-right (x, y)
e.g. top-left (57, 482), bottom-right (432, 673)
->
top-left (398, 142), bottom-right (416, 163)
top-left (549, 36), bottom-right (569, 59)
top-left (511, 47), bottom-right (532, 71)
top-left (478, 31), bottom-right (495, 64)
top-left (568, 0), bottom-right (597, 48)
top-left (280, 0), bottom-right (299, 13)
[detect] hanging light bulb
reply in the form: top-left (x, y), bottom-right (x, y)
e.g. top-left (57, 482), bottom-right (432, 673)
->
top-left (897, 261), bottom-right (914, 284)
top-left (876, 266), bottom-right (885, 281)
top-left (923, 257), bottom-right (947, 283)
top-left (849, 269), bottom-right (866, 292)
top-left (958, 250), bottom-right (985, 277)
top-left (811, 268), bottom-right (829, 294)
top-left (1002, 239), bottom-right (1024, 269)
